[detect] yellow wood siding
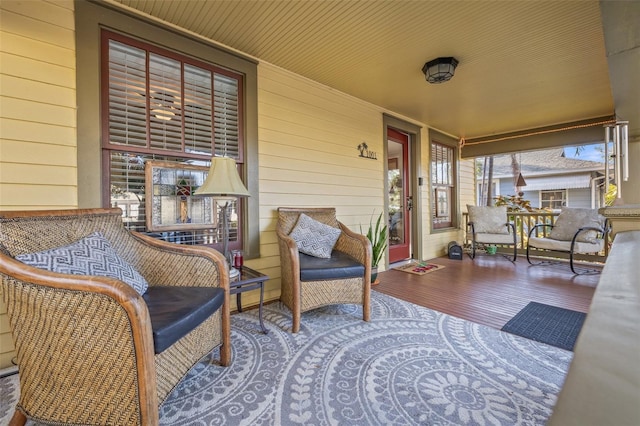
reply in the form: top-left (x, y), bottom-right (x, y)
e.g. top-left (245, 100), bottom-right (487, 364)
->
top-left (0, 0), bottom-right (77, 368)
top-left (252, 64), bottom-right (385, 303)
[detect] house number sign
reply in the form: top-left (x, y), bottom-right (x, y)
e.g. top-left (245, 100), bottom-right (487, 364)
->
top-left (357, 142), bottom-right (378, 160)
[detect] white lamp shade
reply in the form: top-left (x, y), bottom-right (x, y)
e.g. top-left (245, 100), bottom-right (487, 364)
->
top-left (194, 157), bottom-right (250, 199)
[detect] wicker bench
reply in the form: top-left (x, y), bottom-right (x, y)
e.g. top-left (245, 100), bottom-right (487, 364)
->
top-left (0, 208), bottom-right (231, 426)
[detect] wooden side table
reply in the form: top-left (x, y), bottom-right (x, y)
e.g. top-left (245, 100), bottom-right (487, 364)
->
top-left (229, 265), bottom-right (269, 334)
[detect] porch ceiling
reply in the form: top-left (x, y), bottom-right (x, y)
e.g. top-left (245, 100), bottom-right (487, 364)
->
top-left (110, 0), bottom-right (638, 141)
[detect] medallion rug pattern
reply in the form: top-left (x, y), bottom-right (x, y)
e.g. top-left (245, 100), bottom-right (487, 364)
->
top-left (0, 292), bottom-right (571, 425)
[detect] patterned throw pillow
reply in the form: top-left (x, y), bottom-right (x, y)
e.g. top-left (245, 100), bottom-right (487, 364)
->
top-left (467, 205), bottom-right (509, 234)
top-left (16, 232), bottom-right (149, 295)
top-left (289, 213), bottom-right (341, 259)
top-left (549, 208), bottom-right (604, 243)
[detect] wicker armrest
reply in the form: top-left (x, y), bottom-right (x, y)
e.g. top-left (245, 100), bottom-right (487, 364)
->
top-left (276, 228), bottom-right (300, 278)
top-left (129, 232), bottom-right (231, 366)
top-left (129, 232), bottom-right (229, 290)
top-left (0, 254), bottom-right (158, 425)
top-left (336, 222), bottom-right (372, 269)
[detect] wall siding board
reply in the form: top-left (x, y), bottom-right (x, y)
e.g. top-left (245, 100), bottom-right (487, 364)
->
top-left (0, 31), bottom-right (76, 67)
top-left (1, 184), bottom-right (77, 206)
top-left (0, 0), bottom-right (77, 369)
top-left (259, 148), bottom-right (380, 178)
top-left (1, 75), bottom-right (76, 108)
top-left (568, 188), bottom-right (592, 208)
top-left (0, 118), bottom-right (76, 145)
top-left (0, 163), bottom-right (77, 185)
top-left (260, 192), bottom-right (377, 207)
top-left (258, 86), bottom-right (380, 122)
top-left (0, 8), bottom-right (75, 47)
top-left (258, 113), bottom-right (379, 151)
top-left (1, 97), bottom-right (77, 127)
top-left (258, 66), bottom-right (380, 119)
top-left (1, 140), bottom-right (77, 166)
top-left (260, 166), bottom-right (378, 188)
top-left (1, 53), bottom-right (76, 87)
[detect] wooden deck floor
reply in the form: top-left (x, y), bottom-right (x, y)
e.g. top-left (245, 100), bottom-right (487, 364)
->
top-left (374, 255), bottom-right (600, 330)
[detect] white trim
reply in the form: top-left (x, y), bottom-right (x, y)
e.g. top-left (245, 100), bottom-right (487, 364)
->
top-left (524, 174), bottom-right (592, 191)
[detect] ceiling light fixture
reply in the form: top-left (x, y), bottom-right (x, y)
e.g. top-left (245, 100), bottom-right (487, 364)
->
top-left (422, 57), bottom-right (459, 84)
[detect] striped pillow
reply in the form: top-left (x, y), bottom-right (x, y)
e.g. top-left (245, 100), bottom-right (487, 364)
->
top-left (16, 232), bottom-right (149, 295)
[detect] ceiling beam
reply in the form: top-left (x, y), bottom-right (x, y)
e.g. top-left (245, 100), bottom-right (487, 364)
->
top-left (460, 116), bottom-right (615, 158)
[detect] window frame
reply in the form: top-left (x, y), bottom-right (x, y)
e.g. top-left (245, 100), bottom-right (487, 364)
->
top-left (76, 0), bottom-right (259, 258)
top-left (540, 189), bottom-right (568, 211)
top-left (430, 139), bottom-right (458, 230)
top-left (100, 30), bottom-right (244, 162)
top-left (100, 31), bottom-right (246, 251)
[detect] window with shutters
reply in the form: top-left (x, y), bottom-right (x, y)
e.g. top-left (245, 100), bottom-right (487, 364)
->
top-left (102, 30), bottom-right (245, 249)
top-left (431, 141), bottom-right (457, 229)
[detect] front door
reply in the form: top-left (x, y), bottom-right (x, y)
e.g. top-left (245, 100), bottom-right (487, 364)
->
top-left (387, 128), bottom-right (411, 262)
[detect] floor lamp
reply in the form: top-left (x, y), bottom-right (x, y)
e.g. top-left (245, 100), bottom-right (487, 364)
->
top-left (194, 157), bottom-right (250, 278)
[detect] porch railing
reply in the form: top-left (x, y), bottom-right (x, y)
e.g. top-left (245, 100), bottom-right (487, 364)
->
top-left (462, 211), bottom-right (610, 263)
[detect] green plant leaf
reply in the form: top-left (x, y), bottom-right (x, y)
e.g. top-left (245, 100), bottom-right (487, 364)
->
top-left (362, 211), bottom-right (388, 267)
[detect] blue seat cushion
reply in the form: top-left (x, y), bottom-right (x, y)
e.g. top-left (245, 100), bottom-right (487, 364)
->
top-left (299, 250), bottom-right (365, 281)
top-left (143, 286), bottom-right (225, 354)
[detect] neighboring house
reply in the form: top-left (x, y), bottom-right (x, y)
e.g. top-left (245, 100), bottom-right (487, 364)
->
top-left (477, 148), bottom-right (606, 210)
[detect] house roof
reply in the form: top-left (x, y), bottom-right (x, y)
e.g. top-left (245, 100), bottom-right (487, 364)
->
top-left (109, 0), bottom-right (639, 142)
top-left (487, 148), bottom-right (604, 178)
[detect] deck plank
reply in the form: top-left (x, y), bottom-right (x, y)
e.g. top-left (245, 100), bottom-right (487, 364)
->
top-left (375, 255), bottom-right (598, 330)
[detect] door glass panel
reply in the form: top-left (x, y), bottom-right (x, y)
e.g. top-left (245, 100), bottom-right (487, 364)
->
top-left (388, 140), bottom-right (404, 246)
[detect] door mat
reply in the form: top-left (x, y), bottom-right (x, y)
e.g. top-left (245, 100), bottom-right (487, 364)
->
top-left (393, 261), bottom-right (445, 275)
top-left (501, 302), bottom-right (586, 351)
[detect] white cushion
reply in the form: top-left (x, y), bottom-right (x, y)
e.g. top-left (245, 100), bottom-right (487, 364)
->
top-left (475, 233), bottom-right (518, 245)
top-left (289, 213), bottom-right (341, 259)
top-left (549, 208), bottom-right (604, 243)
top-left (467, 205), bottom-right (509, 234)
top-left (528, 236), bottom-right (604, 254)
top-left (16, 232), bottom-right (149, 295)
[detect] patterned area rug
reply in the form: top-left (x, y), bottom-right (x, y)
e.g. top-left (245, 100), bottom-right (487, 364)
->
top-left (501, 302), bottom-right (587, 351)
top-left (394, 261), bottom-right (445, 275)
top-left (0, 292), bottom-right (572, 425)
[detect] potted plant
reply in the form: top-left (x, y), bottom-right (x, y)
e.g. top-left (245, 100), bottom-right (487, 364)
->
top-left (362, 212), bottom-right (388, 284)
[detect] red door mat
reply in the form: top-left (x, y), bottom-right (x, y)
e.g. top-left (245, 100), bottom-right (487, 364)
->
top-left (393, 261), bottom-right (445, 275)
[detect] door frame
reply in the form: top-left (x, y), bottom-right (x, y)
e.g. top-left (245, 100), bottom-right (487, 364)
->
top-left (387, 128), bottom-right (411, 262)
top-left (383, 114), bottom-right (423, 264)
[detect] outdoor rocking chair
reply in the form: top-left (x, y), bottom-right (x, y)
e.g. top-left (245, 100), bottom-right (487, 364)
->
top-left (526, 207), bottom-right (611, 274)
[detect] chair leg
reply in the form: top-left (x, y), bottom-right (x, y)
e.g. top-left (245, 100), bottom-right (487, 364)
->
top-left (363, 282), bottom-right (371, 322)
top-left (292, 311), bottom-right (300, 333)
top-left (569, 252), bottom-right (602, 275)
top-left (526, 248), bottom-right (548, 266)
top-left (9, 410), bottom-right (27, 426)
top-left (526, 244), bottom-right (534, 264)
top-left (570, 251), bottom-right (577, 274)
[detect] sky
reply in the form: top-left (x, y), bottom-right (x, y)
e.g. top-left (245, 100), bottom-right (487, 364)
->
top-left (563, 143), bottom-right (606, 163)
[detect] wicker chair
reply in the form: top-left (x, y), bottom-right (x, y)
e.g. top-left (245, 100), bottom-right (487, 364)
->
top-left (276, 207), bottom-right (371, 333)
top-left (0, 208), bottom-right (230, 426)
